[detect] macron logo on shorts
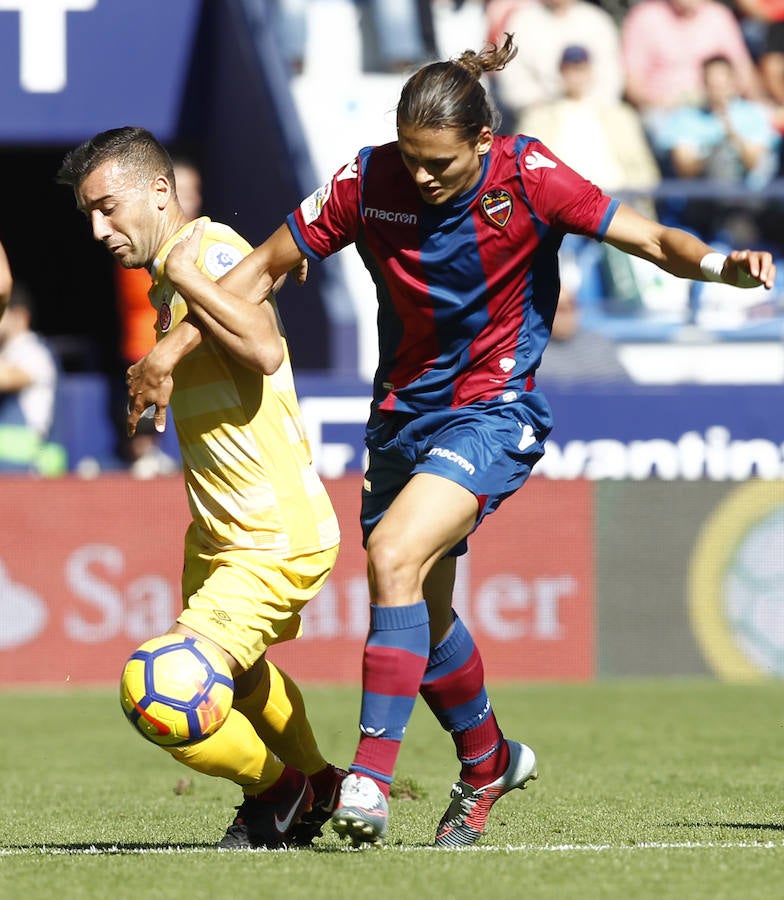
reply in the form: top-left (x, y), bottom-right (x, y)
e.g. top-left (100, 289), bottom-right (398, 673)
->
top-left (428, 447), bottom-right (476, 476)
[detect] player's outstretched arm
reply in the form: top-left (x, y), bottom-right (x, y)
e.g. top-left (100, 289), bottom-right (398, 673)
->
top-left (0, 239), bottom-right (12, 319)
top-left (604, 202), bottom-right (776, 289)
top-left (165, 221), bottom-right (304, 374)
top-left (218, 223), bottom-right (308, 302)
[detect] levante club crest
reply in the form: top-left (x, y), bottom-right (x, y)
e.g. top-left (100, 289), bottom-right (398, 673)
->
top-left (480, 189), bottom-right (513, 228)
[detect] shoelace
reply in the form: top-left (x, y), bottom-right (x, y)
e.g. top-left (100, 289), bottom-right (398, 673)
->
top-left (444, 783), bottom-right (484, 823)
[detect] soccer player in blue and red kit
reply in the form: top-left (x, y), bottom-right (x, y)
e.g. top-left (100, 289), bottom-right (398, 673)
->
top-left (133, 35), bottom-right (776, 848)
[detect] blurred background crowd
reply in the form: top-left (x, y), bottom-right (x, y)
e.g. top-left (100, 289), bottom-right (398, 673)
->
top-left (2, 0), bottom-right (784, 476)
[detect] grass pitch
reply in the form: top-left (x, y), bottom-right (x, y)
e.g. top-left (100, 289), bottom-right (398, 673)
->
top-left (1, 679), bottom-right (783, 900)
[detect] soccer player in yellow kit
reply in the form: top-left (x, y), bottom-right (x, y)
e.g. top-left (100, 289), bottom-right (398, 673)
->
top-left (57, 127), bottom-right (343, 849)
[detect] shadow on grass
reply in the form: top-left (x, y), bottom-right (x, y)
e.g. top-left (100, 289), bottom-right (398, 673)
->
top-left (5, 842), bottom-right (257, 853)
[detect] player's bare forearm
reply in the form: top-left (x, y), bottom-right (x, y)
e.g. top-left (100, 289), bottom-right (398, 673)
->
top-left (167, 258), bottom-right (284, 374)
top-left (218, 248), bottom-right (277, 304)
top-left (222, 223), bottom-right (308, 302)
top-left (165, 219), bottom-right (284, 371)
top-left (604, 202), bottom-right (776, 288)
top-left (190, 289), bottom-right (284, 374)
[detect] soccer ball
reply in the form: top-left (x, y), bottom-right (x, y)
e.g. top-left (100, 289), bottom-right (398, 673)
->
top-left (120, 634), bottom-right (234, 747)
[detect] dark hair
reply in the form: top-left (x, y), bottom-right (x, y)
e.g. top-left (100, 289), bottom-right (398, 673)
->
top-left (396, 34), bottom-right (517, 141)
top-left (56, 126), bottom-right (175, 190)
top-left (702, 54), bottom-right (732, 72)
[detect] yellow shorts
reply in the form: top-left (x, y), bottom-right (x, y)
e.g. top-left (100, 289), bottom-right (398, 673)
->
top-left (177, 524), bottom-right (338, 671)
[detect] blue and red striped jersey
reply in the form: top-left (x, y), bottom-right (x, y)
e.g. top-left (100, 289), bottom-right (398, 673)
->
top-left (287, 134), bottom-right (619, 414)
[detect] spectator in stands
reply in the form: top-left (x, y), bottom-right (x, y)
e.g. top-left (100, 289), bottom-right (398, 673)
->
top-left (268, 0), bottom-right (308, 74)
top-left (535, 259), bottom-right (632, 386)
top-left (493, 0), bottom-right (624, 117)
top-left (484, 0), bottom-right (525, 45)
top-left (114, 158), bottom-right (202, 477)
top-left (519, 45), bottom-right (660, 194)
top-left (351, 0), bottom-right (439, 71)
top-left (357, 0), bottom-right (436, 72)
top-left (621, 0), bottom-right (761, 162)
top-left (660, 54), bottom-right (780, 187)
top-left (0, 274), bottom-right (64, 475)
top-left (760, 23), bottom-right (784, 108)
top-left (733, 0), bottom-right (784, 60)
top-left (736, 0), bottom-right (784, 121)
top-left (249, 0), bottom-right (435, 75)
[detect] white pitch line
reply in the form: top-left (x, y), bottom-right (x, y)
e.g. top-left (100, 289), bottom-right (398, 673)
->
top-left (2, 841), bottom-right (784, 856)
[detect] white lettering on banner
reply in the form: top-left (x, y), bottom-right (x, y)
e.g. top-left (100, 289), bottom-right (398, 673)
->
top-left (347, 576), bottom-right (372, 638)
top-left (299, 396), bottom-right (369, 478)
top-left (300, 576), bottom-right (369, 639)
top-left (64, 544), bottom-right (174, 643)
top-left (300, 568), bottom-right (573, 642)
top-left (0, 542), bottom-right (574, 652)
top-left (298, 397), bottom-right (784, 480)
top-left (537, 427), bottom-right (784, 481)
top-left (0, 559), bottom-right (48, 649)
top-left (475, 575), bottom-right (572, 640)
top-left (0, 0), bottom-right (97, 93)
top-left (124, 575), bottom-right (176, 641)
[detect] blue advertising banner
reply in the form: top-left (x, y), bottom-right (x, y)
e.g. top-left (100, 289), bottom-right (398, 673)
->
top-left (293, 378), bottom-right (784, 480)
top-left (0, 0), bottom-right (201, 142)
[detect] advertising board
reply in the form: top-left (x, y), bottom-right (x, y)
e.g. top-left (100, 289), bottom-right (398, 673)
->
top-left (0, 474), bottom-right (595, 685)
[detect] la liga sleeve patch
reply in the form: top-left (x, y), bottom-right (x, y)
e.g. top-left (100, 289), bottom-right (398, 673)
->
top-left (203, 242), bottom-right (244, 278)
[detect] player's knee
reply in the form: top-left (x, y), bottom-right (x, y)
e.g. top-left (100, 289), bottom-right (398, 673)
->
top-left (366, 533), bottom-right (420, 594)
top-left (119, 634), bottom-right (234, 748)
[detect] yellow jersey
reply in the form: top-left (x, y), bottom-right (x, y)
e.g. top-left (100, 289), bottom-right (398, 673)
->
top-left (148, 218), bottom-right (340, 557)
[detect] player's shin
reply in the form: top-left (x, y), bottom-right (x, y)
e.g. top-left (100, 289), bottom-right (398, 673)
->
top-left (167, 707), bottom-right (285, 791)
top-left (419, 613), bottom-right (509, 786)
top-left (351, 601), bottom-right (430, 793)
top-left (233, 658), bottom-right (327, 776)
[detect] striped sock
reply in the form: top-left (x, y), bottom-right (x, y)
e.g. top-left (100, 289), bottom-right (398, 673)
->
top-left (351, 601), bottom-right (430, 797)
top-left (419, 613), bottom-right (508, 788)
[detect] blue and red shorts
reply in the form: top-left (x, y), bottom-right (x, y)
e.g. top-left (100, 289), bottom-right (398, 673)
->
top-left (360, 390), bottom-right (553, 555)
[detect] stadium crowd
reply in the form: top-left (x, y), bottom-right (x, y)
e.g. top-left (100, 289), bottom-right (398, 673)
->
top-left (2, 0), bottom-right (784, 476)
top-left (257, 0), bottom-right (784, 376)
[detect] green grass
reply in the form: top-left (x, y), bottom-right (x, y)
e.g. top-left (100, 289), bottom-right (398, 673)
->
top-left (2, 680), bottom-right (784, 899)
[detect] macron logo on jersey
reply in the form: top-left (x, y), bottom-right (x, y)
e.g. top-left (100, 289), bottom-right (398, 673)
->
top-left (524, 150), bottom-right (557, 171)
top-left (365, 206), bottom-right (418, 225)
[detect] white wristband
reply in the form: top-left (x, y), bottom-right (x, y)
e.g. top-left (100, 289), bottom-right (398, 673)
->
top-left (700, 252), bottom-right (727, 283)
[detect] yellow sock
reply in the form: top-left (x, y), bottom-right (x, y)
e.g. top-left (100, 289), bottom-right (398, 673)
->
top-left (234, 659), bottom-right (327, 777)
top-left (167, 707), bottom-right (284, 795)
